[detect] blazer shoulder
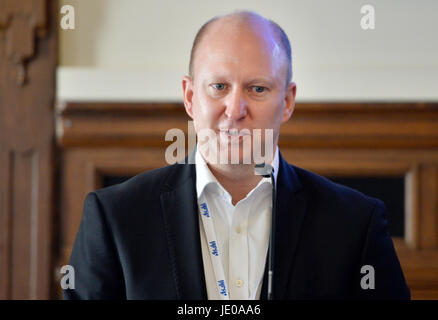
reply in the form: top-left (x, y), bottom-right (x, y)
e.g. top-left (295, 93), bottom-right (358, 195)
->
top-left (290, 164), bottom-right (383, 216)
top-left (92, 163), bottom-right (191, 209)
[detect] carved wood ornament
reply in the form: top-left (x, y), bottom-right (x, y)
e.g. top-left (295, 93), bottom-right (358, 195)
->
top-left (0, 0), bottom-right (47, 86)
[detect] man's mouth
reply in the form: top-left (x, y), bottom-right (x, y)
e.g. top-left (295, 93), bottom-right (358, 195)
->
top-left (219, 129), bottom-right (251, 137)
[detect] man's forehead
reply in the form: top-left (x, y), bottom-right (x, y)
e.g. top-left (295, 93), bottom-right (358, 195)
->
top-left (196, 20), bottom-right (282, 67)
top-left (189, 11), bottom-right (291, 86)
top-left (196, 20), bottom-right (283, 70)
top-left (203, 15), bottom-right (278, 47)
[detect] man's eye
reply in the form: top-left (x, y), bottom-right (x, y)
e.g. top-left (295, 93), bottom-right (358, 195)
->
top-left (212, 83), bottom-right (226, 90)
top-left (252, 86), bottom-right (266, 93)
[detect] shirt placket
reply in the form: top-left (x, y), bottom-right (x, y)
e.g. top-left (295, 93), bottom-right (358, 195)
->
top-left (228, 200), bottom-right (250, 299)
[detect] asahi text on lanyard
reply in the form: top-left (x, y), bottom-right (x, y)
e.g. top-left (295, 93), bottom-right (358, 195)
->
top-left (198, 196), bottom-right (230, 299)
top-left (198, 162), bottom-right (276, 300)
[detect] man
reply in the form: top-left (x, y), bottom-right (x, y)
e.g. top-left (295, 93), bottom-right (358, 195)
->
top-left (64, 11), bottom-right (410, 300)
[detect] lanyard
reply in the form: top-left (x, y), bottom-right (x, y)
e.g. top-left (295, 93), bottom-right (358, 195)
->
top-left (198, 194), bottom-right (230, 300)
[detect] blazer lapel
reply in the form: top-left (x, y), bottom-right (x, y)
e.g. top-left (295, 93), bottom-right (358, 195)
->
top-left (261, 152), bottom-right (308, 299)
top-left (160, 154), bottom-right (208, 299)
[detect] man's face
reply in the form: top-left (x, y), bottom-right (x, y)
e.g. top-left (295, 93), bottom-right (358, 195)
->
top-left (183, 20), bottom-right (296, 164)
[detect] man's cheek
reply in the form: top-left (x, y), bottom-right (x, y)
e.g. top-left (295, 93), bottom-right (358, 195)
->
top-left (201, 108), bottom-right (222, 129)
top-left (193, 112), bottom-right (216, 133)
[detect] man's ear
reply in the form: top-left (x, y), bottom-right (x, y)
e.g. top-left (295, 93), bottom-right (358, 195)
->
top-left (281, 82), bottom-right (297, 124)
top-left (182, 76), bottom-right (195, 119)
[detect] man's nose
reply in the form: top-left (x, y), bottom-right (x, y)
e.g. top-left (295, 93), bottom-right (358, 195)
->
top-left (224, 88), bottom-right (248, 121)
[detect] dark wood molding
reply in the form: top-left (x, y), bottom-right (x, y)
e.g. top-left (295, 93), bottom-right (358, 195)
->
top-left (58, 101), bottom-right (438, 115)
top-left (0, 0), bottom-right (57, 299)
top-left (56, 102), bottom-right (438, 149)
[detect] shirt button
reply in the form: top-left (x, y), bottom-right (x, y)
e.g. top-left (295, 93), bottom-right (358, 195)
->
top-left (235, 226), bottom-right (242, 234)
top-left (235, 279), bottom-right (244, 287)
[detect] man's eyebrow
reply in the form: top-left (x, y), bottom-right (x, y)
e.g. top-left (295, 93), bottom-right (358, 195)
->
top-left (246, 77), bottom-right (275, 86)
top-left (202, 76), bottom-right (276, 86)
top-left (203, 75), bottom-right (230, 82)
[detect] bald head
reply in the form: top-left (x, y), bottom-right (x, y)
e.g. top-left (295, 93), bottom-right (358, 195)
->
top-left (188, 11), bottom-right (292, 88)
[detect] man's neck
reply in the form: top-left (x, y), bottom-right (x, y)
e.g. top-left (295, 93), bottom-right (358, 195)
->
top-left (206, 162), bottom-right (263, 206)
top-left (197, 144), bottom-right (278, 205)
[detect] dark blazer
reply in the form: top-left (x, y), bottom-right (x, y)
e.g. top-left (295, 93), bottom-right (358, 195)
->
top-left (63, 151), bottom-right (410, 299)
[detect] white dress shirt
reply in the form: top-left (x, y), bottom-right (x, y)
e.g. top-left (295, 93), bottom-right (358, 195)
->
top-left (195, 145), bottom-right (279, 300)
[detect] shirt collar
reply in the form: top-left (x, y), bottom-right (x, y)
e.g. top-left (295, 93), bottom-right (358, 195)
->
top-left (195, 143), bottom-right (280, 200)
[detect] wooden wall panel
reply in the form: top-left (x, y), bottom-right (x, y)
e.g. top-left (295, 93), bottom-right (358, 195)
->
top-left (0, 0), bottom-right (57, 299)
top-left (418, 164), bottom-right (438, 249)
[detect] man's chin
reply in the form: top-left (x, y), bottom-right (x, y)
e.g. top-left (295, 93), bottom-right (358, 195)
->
top-left (199, 139), bottom-right (270, 165)
top-left (217, 145), bottom-right (260, 165)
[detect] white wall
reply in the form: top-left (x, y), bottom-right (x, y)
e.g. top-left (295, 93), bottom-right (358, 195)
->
top-left (58, 0), bottom-right (438, 101)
